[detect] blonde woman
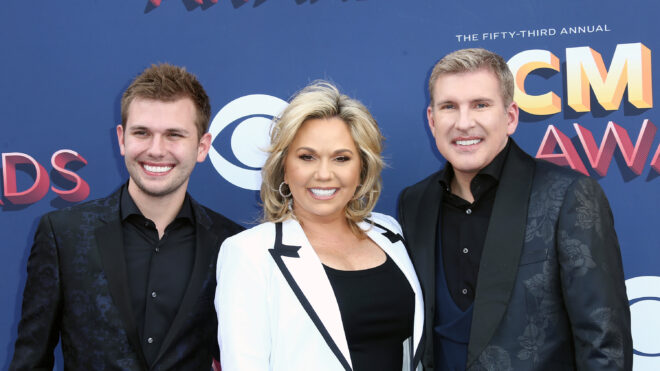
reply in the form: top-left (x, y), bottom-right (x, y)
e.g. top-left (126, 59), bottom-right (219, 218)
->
top-left (215, 81), bottom-right (423, 371)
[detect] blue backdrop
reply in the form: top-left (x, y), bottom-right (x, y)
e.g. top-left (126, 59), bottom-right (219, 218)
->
top-left (2, 1), bottom-right (658, 369)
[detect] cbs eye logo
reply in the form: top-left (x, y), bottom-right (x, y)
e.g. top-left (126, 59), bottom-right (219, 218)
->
top-left (626, 276), bottom-right (660, 369)
top-left (208, 94), bottom-right (288, 190)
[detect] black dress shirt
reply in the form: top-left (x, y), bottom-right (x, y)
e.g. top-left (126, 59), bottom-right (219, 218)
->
top-left (120, 185), bottom-right (196, 365)
top-left (438, 140), bottom-right (511, 311)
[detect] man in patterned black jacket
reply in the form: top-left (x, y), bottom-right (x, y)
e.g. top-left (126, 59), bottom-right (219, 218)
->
top-left (398, 48), bottom-right (632, 370)
top-left (11, 64), bottom-right (242, 370)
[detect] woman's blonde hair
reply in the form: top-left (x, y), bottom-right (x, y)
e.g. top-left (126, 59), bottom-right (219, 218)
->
top-left (261, 81), bottom-right (384, 236)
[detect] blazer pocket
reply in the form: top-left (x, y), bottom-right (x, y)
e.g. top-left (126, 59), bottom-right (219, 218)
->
top-left (519, 248), bottom-right (549, 265)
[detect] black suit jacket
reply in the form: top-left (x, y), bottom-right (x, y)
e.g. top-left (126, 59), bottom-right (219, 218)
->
top-left (10, 187), bottom-right (243, 370)
top-left (398, 140), bottom-right (632, 370)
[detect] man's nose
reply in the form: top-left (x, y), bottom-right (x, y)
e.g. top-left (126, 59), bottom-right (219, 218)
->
top-left (455, 108), bottom-right (475, 131)
top-left (147, 136), bottom-right (166, 157)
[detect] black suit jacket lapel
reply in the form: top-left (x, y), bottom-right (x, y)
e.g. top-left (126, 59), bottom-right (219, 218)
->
top-left (154, 199), bottom-right (219, 364)
top-left (95, 190), bottom-right (149, 370)
top-left (467, 141), bottom-right (535, 367)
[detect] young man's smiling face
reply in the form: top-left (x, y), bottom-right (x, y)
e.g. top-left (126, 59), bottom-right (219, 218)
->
top-left (117, 97), bottom-right (211, 201)
top-left (427, 67), bottom-right (518, 181)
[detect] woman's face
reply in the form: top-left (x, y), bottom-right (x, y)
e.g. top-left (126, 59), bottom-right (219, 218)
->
top-left (284, 117), bottom-right (362, 225)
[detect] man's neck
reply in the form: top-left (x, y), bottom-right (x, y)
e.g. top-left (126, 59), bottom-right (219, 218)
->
top-left (127, 182), bottom-right (187, 238)
top-left (450, 171), bottom-right (476, 203)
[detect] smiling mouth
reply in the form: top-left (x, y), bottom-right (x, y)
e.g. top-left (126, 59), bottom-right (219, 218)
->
top-left (455, 138), bottom-right (482, 146)
top-left (142, 163), bottom-right (173, 174)
top-left (309, 188), bottom-right (338, 198)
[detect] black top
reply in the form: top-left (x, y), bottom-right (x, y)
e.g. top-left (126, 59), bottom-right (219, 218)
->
top-left (438, 140), bottom-right (510, 311)
top-left (120, 185), bottom-right (196, 365)
top-left (324, 254), bottom-right (415, 371)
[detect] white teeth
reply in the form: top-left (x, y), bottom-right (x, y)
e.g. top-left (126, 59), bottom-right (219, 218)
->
top-left (143, 164), bottom-right (172, 173)
top-left (456, 139), bottom-right (481, 146)
top-left (310, 188), bottom-right (337, 197)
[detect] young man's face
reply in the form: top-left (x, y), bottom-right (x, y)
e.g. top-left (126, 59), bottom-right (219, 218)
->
top-left (117, 97), bottom-right (211, 201)
top-left (427, 67), bottom-right (518, 180)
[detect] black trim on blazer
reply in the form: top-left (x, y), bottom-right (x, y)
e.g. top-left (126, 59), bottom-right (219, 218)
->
top-left (268, 222), bottom-right (352, 371)
top-left (371, 221), bottom-right (405, 244)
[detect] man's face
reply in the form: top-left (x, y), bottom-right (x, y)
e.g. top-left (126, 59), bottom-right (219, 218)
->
top-left (427, 68), bottom-right (518, 180)
top-left (117, 97), bottom-right (211, 201)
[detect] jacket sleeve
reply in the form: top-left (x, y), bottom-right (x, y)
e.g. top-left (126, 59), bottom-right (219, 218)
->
top-left (557, 176), bottom-right (633, 370)
top-left (10, 214), bottom-right (63, 371)
top-left (214, 231), bottom-right (271, 371)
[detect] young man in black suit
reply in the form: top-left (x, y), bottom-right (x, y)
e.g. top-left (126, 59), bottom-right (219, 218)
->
top-left (398, 48), bottom-right (632, 370)
top-left (11, 64), bottom-right (243, 370)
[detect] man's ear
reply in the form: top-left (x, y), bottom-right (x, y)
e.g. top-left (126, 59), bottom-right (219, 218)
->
top-left (196, 132), bottom-right (212, 162)
top-left (506, 101), bottom-right (519, 136)
top-left (116, 124), bottom-right (126, 156)
top-left (427, 105), bottom-right (437, 137)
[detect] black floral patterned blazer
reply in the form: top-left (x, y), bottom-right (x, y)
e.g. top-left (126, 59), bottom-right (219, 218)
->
top-left (398, 139), bottom-right (632, 371)
top-left (10, 187), bottom-right (243, 370)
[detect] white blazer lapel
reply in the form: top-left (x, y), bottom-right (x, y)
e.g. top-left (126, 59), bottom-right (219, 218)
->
top-left (364, 220), bottom-right (425, 366)
top-left (270, 219), bottom-right (353, 371)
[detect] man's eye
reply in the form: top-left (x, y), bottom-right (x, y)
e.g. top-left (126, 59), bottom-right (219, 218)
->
top-left (440, 104), bottom-right (454, 110)
top-left (475, 102), bottom-right (489, 109)
top-left (133, 131), bottom-right (148, 136)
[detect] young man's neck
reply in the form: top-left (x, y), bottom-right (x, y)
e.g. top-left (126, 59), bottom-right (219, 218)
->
top-left (127, 181), bottom-right (187, 238)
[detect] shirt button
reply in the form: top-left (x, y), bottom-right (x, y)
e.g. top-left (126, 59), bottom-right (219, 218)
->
top-left (462, 248), bottom-right (469, 254)
top-left (465, 209), bottom-right (472, 215)
top-left (462, 288), bottom-right (468, 295)
top-left (155, 247), bottom-right (160, 253)
top-left (147, 337), bottom-right (154, 344)
top-left (151, 291), bottom-right (157, 298)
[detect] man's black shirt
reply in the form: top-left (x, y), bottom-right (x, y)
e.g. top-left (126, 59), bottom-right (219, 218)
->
top-left (438, 140), bottom-right (511, 311)
top-left (120, 185), bottom-right (196, 365)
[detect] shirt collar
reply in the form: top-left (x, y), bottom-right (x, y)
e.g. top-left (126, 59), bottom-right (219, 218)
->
top-left (120, 183), bottom-right (194, 224)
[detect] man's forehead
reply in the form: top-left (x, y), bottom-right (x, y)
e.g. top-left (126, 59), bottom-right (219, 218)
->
top-left (432, 69), bottom-right (502, 99)
top-left (434, 67), bottom-right (498, 85)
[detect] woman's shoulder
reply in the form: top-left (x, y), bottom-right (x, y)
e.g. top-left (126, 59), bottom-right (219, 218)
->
top-left (226, 221), bottom-right (276, 241)
top-left (366, 212), bottom-right (403, 235)
top-left (220, 221), bottom-right (277, 254)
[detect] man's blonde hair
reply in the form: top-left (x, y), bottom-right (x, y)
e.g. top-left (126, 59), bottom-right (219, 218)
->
top-left (429, 48), bottom-right (514, 106)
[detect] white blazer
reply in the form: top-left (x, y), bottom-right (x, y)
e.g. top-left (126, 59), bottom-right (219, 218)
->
top-left (215, 212), bottom-right (424, 371)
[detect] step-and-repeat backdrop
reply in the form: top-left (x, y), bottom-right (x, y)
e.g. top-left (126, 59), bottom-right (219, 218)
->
top-left (2, 1), bottom-right (658, 368)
